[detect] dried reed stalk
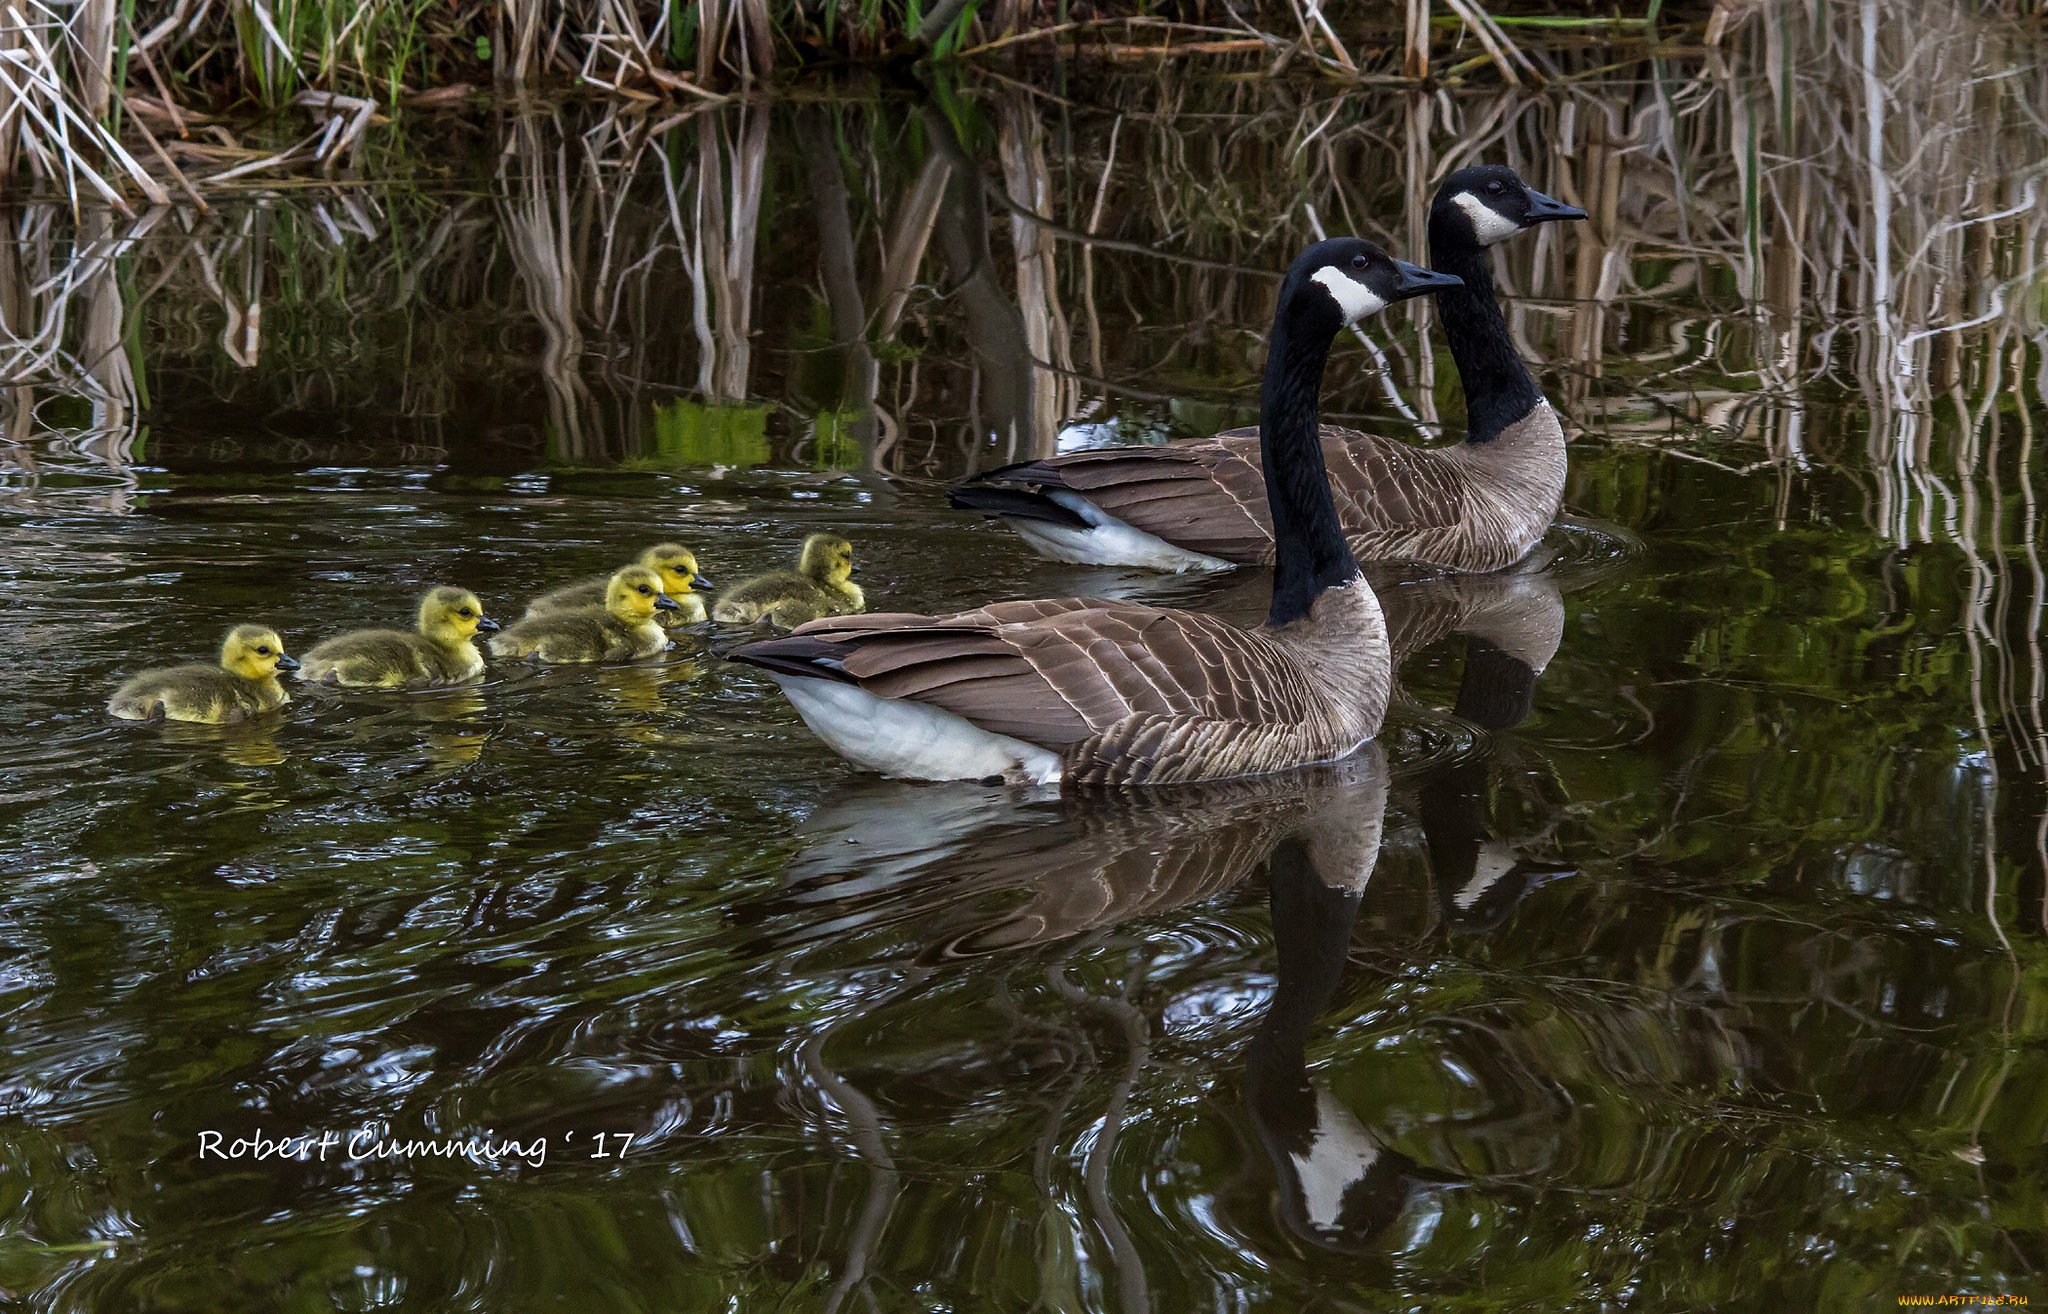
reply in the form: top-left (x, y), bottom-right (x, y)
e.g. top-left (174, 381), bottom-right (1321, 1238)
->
top-left (1404, 0), bottom-right (1430, 78)
top-left (998, 91), bottom-right (1077, 461)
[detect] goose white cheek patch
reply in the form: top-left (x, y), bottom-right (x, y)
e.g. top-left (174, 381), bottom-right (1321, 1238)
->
top-left (1310, 266), bottom-right (1387, 323)
top-left (1452, 191), bottom-right (1522, 246)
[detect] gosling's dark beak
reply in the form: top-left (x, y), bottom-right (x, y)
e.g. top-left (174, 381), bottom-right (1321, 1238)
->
top-left (1522, 187), bottom-right (1588, 226)
top-left (1389, 259), bottom-right (1464, 301)
top-left (690, 575), bottom-right (715, 593)
top-left (476, 616), bottom-right (501, 633)
top-left (655, 592), bottom-right (683, 611)
top-left (275, 654), bottom-right (301, 672)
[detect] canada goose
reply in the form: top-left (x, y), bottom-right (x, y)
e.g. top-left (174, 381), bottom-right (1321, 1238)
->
top-left (300, 587), bottom-right (499, 688)
top-left (949, 165), bottom-right (1586, 574)
top-left (108, 624), bottom-right (297, 723)
top-left (729, 239), bottom-right (1460, 786)
top-left (488, 565), bottom-right (681, 663)
top-left (711, 535), bottom-right (864, 629)
top-left (525, 543), bottom-right (714, 626)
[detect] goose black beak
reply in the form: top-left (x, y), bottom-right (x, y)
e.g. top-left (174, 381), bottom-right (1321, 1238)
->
top-left (1388, 260), bottom-right (1463, 301)
top-left (655, 592), bottom-right (683, 611)
top-left (690, 575), bottom-right (715, 592)
top-left (1521, 187), bottom-right (1588, 226)
top-left (476, 616), bottom-right (501, 633)
top-left (275, 654), bottom-right (301, 672)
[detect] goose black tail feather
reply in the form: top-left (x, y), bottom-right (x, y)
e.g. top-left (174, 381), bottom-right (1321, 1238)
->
top-left (725, 635), bottom-right (860, 685)
top-left (945, 484), bottom-right (1091, 529)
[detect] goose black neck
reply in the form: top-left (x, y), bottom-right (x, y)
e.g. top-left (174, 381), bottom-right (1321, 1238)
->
top-left (1420, 751), bottom-right (1490, 907)
top-left (1246, 837), bottom-right (1363, 1126)
top-left (1262, 310), bottom-right (1360, 628)
top-left (1454, 636), bottom-right (1539, 731)
top-left (1428, 231), bottom-right (1543, 445)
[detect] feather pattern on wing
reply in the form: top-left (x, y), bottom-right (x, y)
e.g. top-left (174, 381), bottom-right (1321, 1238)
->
top-left (734, 582), bottom-right (1389, 786)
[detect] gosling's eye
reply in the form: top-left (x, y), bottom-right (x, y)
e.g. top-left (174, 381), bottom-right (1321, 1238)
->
top-left (638, 585), bottom-right (653, 595)
top-left (256, 646), bottom-right (272, 656)
top-left (458, 608), bottom-right (474, 618)
top-left (1486, 180), bottom-right (1504, 194)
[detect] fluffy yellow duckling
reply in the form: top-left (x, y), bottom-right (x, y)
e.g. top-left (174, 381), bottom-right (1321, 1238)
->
top-left (488, 565), bottom-right (681, 663)
top-left (524, 543), bottom-right (714, 626)
top-left (300, 587), bottom-right (499, 689)
top-left (711, 534), bottom-right (865, 629)
top-left (108, 624), bottom-right (297, 723)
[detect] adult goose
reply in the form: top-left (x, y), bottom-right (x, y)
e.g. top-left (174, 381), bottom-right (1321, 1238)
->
top-left (949, 165), bottom-right (1586, 574)
top-left (728, 238), bottom-right (1459, 786)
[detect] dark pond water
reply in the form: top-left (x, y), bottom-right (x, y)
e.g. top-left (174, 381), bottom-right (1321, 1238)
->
top-left (5, 13), bottom-right (2048, 1310)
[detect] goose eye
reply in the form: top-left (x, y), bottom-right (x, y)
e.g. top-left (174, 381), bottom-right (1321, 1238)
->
top-left (638, 585), bottom-right (653, 595)
top-left (1486, 180), bottom-right (1504, 194)
top-left (1350, 254), bottom-right (1368, 270)
top-left (256, 646), bottom-right (272, 656)
top-left (458, 608), bottom-right (473, 618)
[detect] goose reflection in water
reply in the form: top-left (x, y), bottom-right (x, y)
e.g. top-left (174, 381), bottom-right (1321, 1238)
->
top-left (781, 746), bottom-right (1390, 959)
top-left (1409, 551), bottom-right (1577, 932)
top-left (155, 716), bottom-right (288, 768)
top-left (764, 745), bottom-right (1396, 1314)
top-left (1246, 827), bottom-right (1421, 1250)
top-left (596, 658), bottom-right (702, 715)
top-left (787, 737), bottom-right (1419, 1251)
top-left (301, 686), bottom-right (496, 770)
top-left (1245, 568), bottom-right (1576, 1254)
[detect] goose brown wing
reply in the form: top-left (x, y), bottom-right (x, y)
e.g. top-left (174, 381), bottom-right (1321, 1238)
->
top-left (987, 443), bottom-right (1276, 564)
top-left (1210, 425), bottom-right (1473, 544)
top-left (756, 600), bottom-right (1322, 749)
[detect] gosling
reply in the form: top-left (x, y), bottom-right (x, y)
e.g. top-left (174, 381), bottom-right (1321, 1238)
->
top-left (300, 587), bottom-right (499, 689)
top-left (108, 624), bottom-right (297, 723)
top-left (489, 565), bottom-right (681, 663)
top-left (711, 534), bottom-right (864, 629)
top-left (525, 543), bottom-right (714, 626)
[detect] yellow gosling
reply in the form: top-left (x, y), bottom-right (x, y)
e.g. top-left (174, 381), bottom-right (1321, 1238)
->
top-left (108, 625), bottom-right (296, 723)
top-left (525, 543), bottom-right (714, 627)
top-left (711, 534), bottom-right (864, 629)
top-left (489, 565), bottom-right (681, 663)
top-left (301, 587), bottom-right (498, 689)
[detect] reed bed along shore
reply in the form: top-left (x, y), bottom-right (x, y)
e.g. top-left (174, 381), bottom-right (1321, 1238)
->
top-left (0, 0), bottom-right (1763, 209)
top-left (4, 2), bottom-right (2040, 464)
